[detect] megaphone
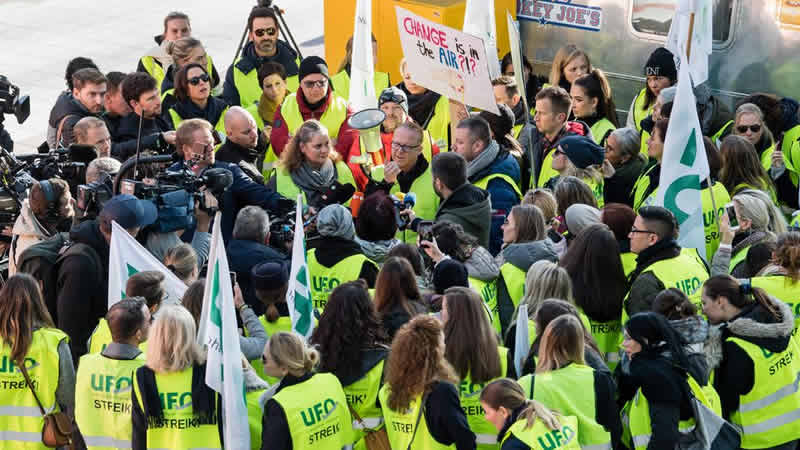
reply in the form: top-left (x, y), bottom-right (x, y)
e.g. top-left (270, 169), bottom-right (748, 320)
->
top-left (348, 108), bottom-right (386, 181)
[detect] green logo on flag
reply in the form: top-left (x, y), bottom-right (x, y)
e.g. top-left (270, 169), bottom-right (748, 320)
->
top-left (294, 266), bottom-right (312, 334)
top-left (664, 129), bottom-right (702, 224)
top-left (210, 263), bottom-right (222, 328)
top-left (122, 263), bottom-right (139, 298)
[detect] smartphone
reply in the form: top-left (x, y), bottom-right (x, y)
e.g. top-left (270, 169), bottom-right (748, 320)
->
top-left (418, 221), bottom-right (434, 243)
top-left (726, 202), bottom-right (740, 231)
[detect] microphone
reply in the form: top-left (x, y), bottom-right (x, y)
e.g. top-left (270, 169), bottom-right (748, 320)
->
top-left (403, 192), bottom-right (416, 209)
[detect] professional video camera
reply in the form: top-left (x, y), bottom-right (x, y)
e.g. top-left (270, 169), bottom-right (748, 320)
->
top-left (75, 172), bottom-right (114, 220)
top-left (0, 147), bottom-right (36, 234)
top-left (115, 155), bottom-right (233, 233)
top-left (16, 144), bottom-right (98, 192)
top-left (0, 75), bottom-right (30, 152)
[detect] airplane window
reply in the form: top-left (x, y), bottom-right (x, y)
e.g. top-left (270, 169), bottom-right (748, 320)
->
top-left (631, 0), bottom-right (732, 43)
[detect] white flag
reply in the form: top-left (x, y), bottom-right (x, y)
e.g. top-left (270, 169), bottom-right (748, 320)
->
top-left (349, 0), bottom-right (378, 111)
top-left (107, 221), bottom-right (187, 309)
top-left (285, 195), bottom-right (315, 340)
top-left (655, 57), bottom-right (710, 255)
top-left (506, 12), bottom-right (529, 115)
top-left (200, 212), bottom-right (249, 450)
top-left (666, 0), bottom-right (712, 86)
top-left (463, 0), bottom-right (501, 80)
top-left (513, 303), bottom-right (530, 377)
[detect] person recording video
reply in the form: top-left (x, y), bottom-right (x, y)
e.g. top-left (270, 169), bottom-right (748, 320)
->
top-left (9, 178), bottom-right (76, 276)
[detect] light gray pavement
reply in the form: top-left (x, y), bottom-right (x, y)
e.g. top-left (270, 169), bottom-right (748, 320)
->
top-left (0, 0), bottom-right (325, 154)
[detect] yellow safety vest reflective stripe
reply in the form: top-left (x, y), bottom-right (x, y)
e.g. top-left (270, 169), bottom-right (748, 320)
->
top-left (0, 328), bottom-right (66, 450)
top-left (329, 71), bottom-right (390, 102)
top-left (232, 56), bottom-right (301, 108)
top-left (272, 373), bottom-right (353, 450)
top-left (459, 347), bottom-right (509, 448)
top-left (281, 92), bottom-right (349, 139)
top-left (379, 385), bottom-right (454, 450)
top-left (307, 249), bottom-right (373, 314)
top-left (345, 359), bottom-right (385, 447)
top-left (426, 95), bottom-right (451, 151)
top-left (701, 181), bottom-right (730, 262)
top-left (500, 416), bottom-right (581, 449)
top-left (270, 160), bottom-right (357, 207)
top-left (391, 160), bottom-right (439, 244)
top-left (727, 336), bottom-right (800, 448)
top-left (469, 277), bottom-right (500, 334)
top-left (88, 318), bottom-right (148, 356)
top-left (590, 118), bottom-right (615, 147)
top-left (519, 364), bottom-right (612, 449)
top-left (500, 263), bottom-right (526, 309)
top-left (578, 310), bottom-right (623, 371)
top-left (473, 173), bottom-right (523, 200)
top-left (621, 375), bottom-right (714, 450)
top-left (75, 353), bottom-right (145, 450)
top-left (132, 366), bottom-right (221, 449)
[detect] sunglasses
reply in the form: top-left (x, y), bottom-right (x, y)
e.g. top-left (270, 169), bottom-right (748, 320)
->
top-left (254, 27), bottom-right (278, 37)
top-left (188, 74), bottom-right (210, 85)
top-left (736, 124), bottom-right (761, 134)
top-left (303, 79), bottom-right (328, 89)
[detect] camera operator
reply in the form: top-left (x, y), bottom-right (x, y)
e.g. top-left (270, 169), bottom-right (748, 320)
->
top-left (54, 68), bottom-right (107, 149)
top-left (227, 205), bottom-right (287, 315)
top-left (73, 116), bottom-right (111, 158)
top-left (173, 118), bottom-right (292, 243)
top-left (8, 178), bottom-right (76, 276)
top-left (45, 57), bottom-right (99, 151)
top-left (86, 157), bottom-right (121, 184)
top-left (102, 71), bottom-right (131, 138)
top-left (112, 72), bottom-right (175, 161)
top-left (216, 106), bottom-right (268, 184)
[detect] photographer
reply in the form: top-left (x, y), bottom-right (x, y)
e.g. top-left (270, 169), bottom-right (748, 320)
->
top-left (9, 178), bottom-right (75, 276)
top-left (86, 157), bottom-right (120, 184)
top-left (227, 205), bottom-right (287, 315)
top-left (46, 57), bottom-right (99, 150)
top-left (112, 72), bottom-right (174, 161)
top-left (55, 68), bottom-right (107, 148)
top-left (173, 118), bottom-right (292, 243)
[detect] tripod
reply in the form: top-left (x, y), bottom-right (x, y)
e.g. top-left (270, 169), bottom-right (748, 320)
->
top-left (231, 0), bottom-right (304, 68)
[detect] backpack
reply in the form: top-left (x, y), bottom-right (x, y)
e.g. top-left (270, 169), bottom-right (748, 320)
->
top-left (16, 232), bottom-right (102, 323)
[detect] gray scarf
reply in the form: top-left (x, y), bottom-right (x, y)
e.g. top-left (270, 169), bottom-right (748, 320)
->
top-left (290, 159), bottom-right (335, 194)
top-left (466, 140), bottom-right (500, 179)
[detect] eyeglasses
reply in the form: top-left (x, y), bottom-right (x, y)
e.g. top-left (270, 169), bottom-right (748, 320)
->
top-left (736, 124), bottom-right (761, 134)
top-left (391, 141), bottom-right (421, 153)
top-left (629, 227), bottom-right (656, 235)
top-left (302, 79), bottom-right (328, 89)
top-left (188, 74), bottom-right (210, 85)
top-left (254, 27), bottom-right (277, 37)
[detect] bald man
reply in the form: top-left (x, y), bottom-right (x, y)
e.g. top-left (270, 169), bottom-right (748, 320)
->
top-left (216, 106), bottom-right (267, 183)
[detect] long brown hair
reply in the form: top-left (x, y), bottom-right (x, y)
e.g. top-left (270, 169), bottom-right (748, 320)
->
top-left (443, 287), bottom-right (501, 383)
top-left (480, 378), bottom-right (562, 430)
top-left (774, 232), bottom-right (800, 282)
top-left (573, 69), bottom-right (619, 127)
top-left (385, 315), bottom-right (457, 411)
top-left (532, 299), bottom-right (600, 357)
top-left (719, 135), bottom-right (774, 195)
top-left (0, 274), bottom-right (55, 362)
top-left (549, 44), bottom-right (591, 89)
top-left (509, 204), bottom-right (546, 243)
top-left (536, 315), bottom-right (586, 373)
top-left (703, 274), bottom-right (780, 319)
top-left (373, 257), bottom-right (422, 316)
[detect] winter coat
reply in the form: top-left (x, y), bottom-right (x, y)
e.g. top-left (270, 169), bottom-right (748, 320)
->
top-left (435, 183), bottom-right (492, 248)
top-left (604, 154), bottom-right (648, 207)
top-left (111, 112), bottom-right (173, 161)
top-left (626, 239), bottom-right (682, 316)
top-left (468, 149), bottom-right (521, 255)
top-left (227, 239), bottom-right (288, 316)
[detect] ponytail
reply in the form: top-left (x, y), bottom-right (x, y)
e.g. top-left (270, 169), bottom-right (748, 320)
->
top-left (573, 69), bottom-right (619, 127)
top-left (265, 303), bottom-right (280, 323)
top-left (704, 274), bottom-right (780, 320)
top-left (518, 399), bottom-right (561, 431)
top-left (480, 378), bottom-right (561, 432)
top-left (775, 232), bottom-right (800, 282)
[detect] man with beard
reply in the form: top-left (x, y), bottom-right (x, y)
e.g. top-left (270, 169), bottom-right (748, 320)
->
top-left (55, 68), bottom-right (107, 148)
top-left (112, 72), bottom-right (175, 161)
top-left (216, 107), bottom-right (268, 184)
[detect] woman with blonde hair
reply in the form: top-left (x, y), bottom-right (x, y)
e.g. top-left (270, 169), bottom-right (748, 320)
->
top-left (548, 44), bottom-right (591, 93)
top-left (480, 378), bottom-right (579, 449)
top-left (380, 315), bottom-right (476, 449)
top-left (164, 243), bottom-right (199, 286)
top-left (518, 315), bottom-right (619, 449)
top-left (162, 36), bottom-right (219, 97)
top-left (260, 331), bottom-right (353, 449)
top-left (132, 305), bottom-right (220, 449)
top-left (267, 120), bottom-right (357, 209)
top-left (733, 103), bottom-right (776, 172)
top-left (0, 274), bottom-right (75, 449)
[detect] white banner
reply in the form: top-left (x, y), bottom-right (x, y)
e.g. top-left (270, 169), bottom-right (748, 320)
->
top-left (506, 12), bottom-right (529, 115)
top-left (396, 7), bottom-right (499, 115)
top-left (463, 0), bottom-right (501, 80)
top-left (666, 0), bottom-right (712, 86)
top-left (349, 0), bottom-right (378, 111)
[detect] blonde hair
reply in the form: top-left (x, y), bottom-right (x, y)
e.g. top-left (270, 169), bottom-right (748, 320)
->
top-left (508, 261), bottom-right (572, 327)
top-left (480, 379), bottom-right (562, 431)
top-left (146, 305), bottom-right (204, 373)
top-left (175, 118), bottom-right (212, 153)
top-left (549, 44), bottom-right (591, 88)
top-left (523, 188), bottom-right (558, 224)
top-left (165, 37), bottom-right (205, 69)
top-left (278, 120), bottom-right (339, 172)
top-left (734, 189), bottom-right (787, 234)
top-left (164, 243), bottom-right (198, 284)
top-left (536, 315), bottom-right (586, 373)
top-left (735, 103), bottom-right (774, 144)
top-left (266, 331), bottom-right (319, 377)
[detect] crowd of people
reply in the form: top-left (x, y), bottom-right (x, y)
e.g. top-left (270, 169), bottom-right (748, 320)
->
top-left (2, 5), bottom-right (800, 450)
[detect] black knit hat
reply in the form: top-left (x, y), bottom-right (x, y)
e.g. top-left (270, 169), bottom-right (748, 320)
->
top-left (476, 103), bottom-right (515, 139)
top-left (298, 56), bottom-right (329, 81)
top-left (644, 47), bottom-right (677, 83)
top-left (251, 261), bottom-right (289, 290)
top-left (432, 259), bottom-right (469, 295)
top-left (558, 135), bottom-right (604, 169)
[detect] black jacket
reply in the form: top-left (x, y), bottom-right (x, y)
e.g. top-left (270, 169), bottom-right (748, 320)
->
top-left (215, 135), bottom-right (269, 184)
top-left (56, 220), bottom-right (109, 364)
top-left (223, 41), bottom-right (299, 107)
top-left (111, 112), bottom-right (173, 161)
top-left (308, 236), bottom-right (379, 287)
top-left (626, 239), bottom-right (682, 316)
top-left (605, 155), bottom-right (648, 207)
top-left (226, 238), bottom-right (287, 315)
top-left (168, 96), bottom-right (228, 129)
top-left (381, 300), bottom-right (428, 340)
top-left (423, 381), bottom-right (477, 450)
top-left (617, 352), bottom-right (694, 450)
top-left (55, 95), bottom-right (98, 147)
top-left (434, 184), bottom-right (492, 248)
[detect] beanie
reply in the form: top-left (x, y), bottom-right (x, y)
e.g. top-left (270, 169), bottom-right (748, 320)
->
top-left (644, 47), bottom-right (677, 83)
top-left (558, 134), bottom-right (604, 169)
top-left (378, 86), bottom-right (409, 115)
top-left (298, 56), bottom-right (329, 81)
top-left (432, 259), bottom-right (469, 295)
top-left (251, 261), bottom-right (290, 291)
top-left (565, 203), bottom-right (601, 236)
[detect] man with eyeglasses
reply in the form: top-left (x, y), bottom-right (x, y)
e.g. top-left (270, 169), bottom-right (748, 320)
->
top-left (270, 56), bottom-right (356, 162)
top-left (348, 87), bottom-right (441, 191)
top-left (223, 6), bottom-right (301, 108)
top-left (625, 206), bottom-right (709, 321)
top-left (112, 72), bottom-right (175, 161)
